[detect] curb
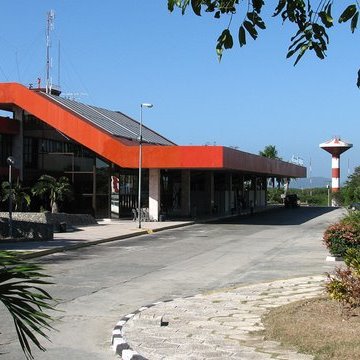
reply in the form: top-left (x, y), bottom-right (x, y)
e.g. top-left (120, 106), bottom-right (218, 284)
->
top-left (111, 297), bottom-right (193, 360)
top-left (111, 304), bottom-right (154, 360)
top-left (7, 206), bottom-right (279, 260)
top-left (16, 221), bottom-right (196, 260)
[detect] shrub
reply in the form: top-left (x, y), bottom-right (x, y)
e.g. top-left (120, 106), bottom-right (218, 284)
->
top-left (267, 188), bottom-right (283, 204)
top-left (341, 210), bottom-right (360, 228)
top-left (323, 222), bottom-right (360, 257)
top-left (32, 175), bottom-right (73, 213)
top-left (326, 248), bottom-right (360, 309)
top-left (1, 180), bottom-right (31, 212)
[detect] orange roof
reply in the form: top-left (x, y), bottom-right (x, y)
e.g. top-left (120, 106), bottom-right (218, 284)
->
top-left (0, 82), bottom-right (305, 178)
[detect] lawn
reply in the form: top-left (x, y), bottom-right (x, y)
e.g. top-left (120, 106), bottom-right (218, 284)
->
top-left (262, 296), bottom-right (360, 359)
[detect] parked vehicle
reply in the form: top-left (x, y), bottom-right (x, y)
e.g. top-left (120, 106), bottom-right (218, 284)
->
top-left (349, 203), bottom-right (360, 211)
top-left (284, 194), bottom-right (299, 208)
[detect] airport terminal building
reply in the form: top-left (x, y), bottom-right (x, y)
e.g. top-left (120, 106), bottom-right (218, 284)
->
top-left (0, 83), bottom-right (306, 219)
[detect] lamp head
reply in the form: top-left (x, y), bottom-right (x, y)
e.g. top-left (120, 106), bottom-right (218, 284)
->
top-left (7, 156), bottom-right (15, 166)
top-left (141, 103), bottom-right (153, 108)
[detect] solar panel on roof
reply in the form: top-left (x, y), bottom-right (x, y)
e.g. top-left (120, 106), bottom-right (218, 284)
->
top-left (42, 93), bottom-right (175, 146)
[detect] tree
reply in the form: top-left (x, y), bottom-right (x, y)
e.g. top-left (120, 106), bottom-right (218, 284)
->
top-left (1, 180), bottom-right (31, 212)
top-left (259, 145), bottom-right (281, 160)
top-left (168, 1), bottom-right (360, 87)
top-left (32, 175), bottom-right (73, 213)
top-left (259, 145), bottom-right (285, 189)
top-left (342, 165), bottom-right (360, 204)
top-left (0, 251), bottom-right (56, 359)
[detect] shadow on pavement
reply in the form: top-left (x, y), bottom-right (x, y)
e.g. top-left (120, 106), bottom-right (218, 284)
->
top-left (209, 206), bottom-right (339, 226)
top-left (0, 238), bottom-right (92, 251)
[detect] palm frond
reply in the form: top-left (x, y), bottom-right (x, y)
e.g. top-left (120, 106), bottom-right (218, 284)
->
top-left (0, 250), bottom-right (57, 359)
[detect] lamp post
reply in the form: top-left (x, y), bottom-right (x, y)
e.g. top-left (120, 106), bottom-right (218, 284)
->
top-left (138, 103), bottom-right (153, 229)
top-left (7, 156), bottom-right (15, 238)
top-left (326, 184), bottom-right (330, 207)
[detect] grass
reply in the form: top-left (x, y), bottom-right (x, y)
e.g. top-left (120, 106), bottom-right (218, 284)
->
top-left (261, 296), bottom-right (360, 359)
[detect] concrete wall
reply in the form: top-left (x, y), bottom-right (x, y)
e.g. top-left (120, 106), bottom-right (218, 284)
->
top-left (0, 212), bottom-right (97, 239)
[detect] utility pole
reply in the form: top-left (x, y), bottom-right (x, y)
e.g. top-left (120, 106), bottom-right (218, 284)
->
top-left (46, 10), bottom-right (55, 94)
top-left (309, 157), bottom-right (312, 196)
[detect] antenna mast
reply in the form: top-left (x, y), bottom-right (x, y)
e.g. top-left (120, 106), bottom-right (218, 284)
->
top-left (58, 40), bottom-right (61, 88)
top-left (46, 10), bottom-right (55, 94)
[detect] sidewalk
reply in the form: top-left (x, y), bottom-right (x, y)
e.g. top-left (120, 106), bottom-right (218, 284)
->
top-left (0, 219), bottom-right (195, 259)
top-left (0, 206), bottom-right (275, 259)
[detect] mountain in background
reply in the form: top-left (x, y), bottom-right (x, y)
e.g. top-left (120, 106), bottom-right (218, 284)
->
top-left (291, 177), bottom-right (331, 189)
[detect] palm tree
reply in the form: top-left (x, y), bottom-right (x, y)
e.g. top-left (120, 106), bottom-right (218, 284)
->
top-left (32, 175), bottom-right (73, 213)
top-left (259, 145), bottom-right (281, 160)
top-left (0, 251), bottom-right (56, 359)
top-left (259, 145), bottom-right (282, 188)
top-left (1, 180), bottom-right (31, 212)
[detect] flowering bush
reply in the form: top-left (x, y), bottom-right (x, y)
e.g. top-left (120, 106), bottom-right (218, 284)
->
top-left (323, 223), bottom-right (360, 257)
top-left (326, 248), bottom-right (360, 309)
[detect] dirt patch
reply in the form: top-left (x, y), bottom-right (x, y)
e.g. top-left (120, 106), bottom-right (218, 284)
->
top-left (261, 296), bottom-right (360, 359)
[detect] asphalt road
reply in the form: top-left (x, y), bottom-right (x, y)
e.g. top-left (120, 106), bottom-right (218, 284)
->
top-left (0, 207), bottom-right (344, 360)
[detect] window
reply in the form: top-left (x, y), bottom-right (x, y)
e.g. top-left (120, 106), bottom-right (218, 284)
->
top-left (0, 134), bottom-right (12, 166)
top-left (24, 137), bottom-right (38, 168)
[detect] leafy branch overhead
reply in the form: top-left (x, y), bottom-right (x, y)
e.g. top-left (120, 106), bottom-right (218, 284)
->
top-left (0, 251), bottom-right (56, 359)
top-left (168, 1), bottom-right (360, 87)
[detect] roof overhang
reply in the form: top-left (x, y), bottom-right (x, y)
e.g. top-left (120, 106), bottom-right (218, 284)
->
top-left (0, 82), bottom-right (306, 178)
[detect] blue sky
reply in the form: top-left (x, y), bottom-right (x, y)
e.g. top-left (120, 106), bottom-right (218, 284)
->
top-left (1, 1), bottom-right (359, 183)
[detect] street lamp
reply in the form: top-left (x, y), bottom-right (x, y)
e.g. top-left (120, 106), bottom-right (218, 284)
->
top-left (7, 156), bottom-right (15, 238)
top-left (326, 184), bottom-right (330, 207)
top-left (138, 103), bottom-right (153, 229)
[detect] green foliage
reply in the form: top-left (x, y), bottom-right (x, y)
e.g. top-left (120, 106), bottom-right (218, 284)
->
top-left (259, 145), bottom-right (281, 160)
top-left (323, 222), bottom-right (360, 257)
top-left (325, 214), bottom-right (360, 309)
top-left (342, 210), bottom-right (360, 227)
top-left (325, 274), bottom-right (349, 303)
top-left (326, 248), bottom-right (360, 309)
top-left (339, 4), bottom-right (359, 33)
top-left (168, 1), bottom-right (360, 87)
top-left (344, 248), bottom-right (360, 273)
top-left (269, 187), bottom-right (328, 206)
top-left (332, 190), bottom-right (344, 206)
top-left (301, 189), bottom-right (327, 206)
top-left (216, 28), bottom-right (233, 60)
top-left (1, 180), bottom-right (31, 212)
top-left (0, 251), bottom-right (56, 359)
top-left (342, 166), bottom-right (360, 205)
top-left (267, 188), bottom-right (283, 203)
top-left (260, 146), bottom-right (283, 190)
top-left (32, 175), bottom-right (73, 213)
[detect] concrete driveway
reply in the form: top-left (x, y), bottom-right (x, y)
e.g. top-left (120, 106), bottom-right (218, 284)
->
top-left (0, 207), bottom-right (344, 359)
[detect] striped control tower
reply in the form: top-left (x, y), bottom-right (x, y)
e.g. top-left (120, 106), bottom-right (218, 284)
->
top-left (320, 137), bottom-right (352, 206)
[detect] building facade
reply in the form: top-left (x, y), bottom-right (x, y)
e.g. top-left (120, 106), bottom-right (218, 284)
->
top-left (0, 83), bottom-right (306, 219)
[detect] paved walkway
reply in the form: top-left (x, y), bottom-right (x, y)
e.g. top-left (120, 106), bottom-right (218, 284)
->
top-left (112, 276), bottom-right (323, 360)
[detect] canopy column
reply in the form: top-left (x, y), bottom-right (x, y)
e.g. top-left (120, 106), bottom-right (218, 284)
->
top-left (181, 170), bottom-right (191, 217)
top-left (149, 169), bottom-right (160, 221)
top-left (205, 171), bottom-right (215, 215)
